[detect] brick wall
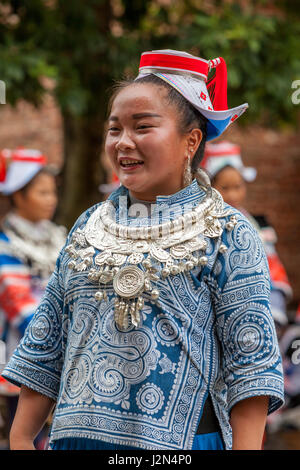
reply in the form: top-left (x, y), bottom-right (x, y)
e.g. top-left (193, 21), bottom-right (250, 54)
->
top-left (0, 94), bottom-right (63, 220)
top-left (0, 98), bottom-right (300, 312)
top-left (0, 95), bottom-right (63, 167)
top-left (224, 125), bottom-right (300, 315)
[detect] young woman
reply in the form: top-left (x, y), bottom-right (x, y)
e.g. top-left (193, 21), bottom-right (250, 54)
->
top-left (0, 148), bottom-right (66, 447)
top-left (2, 50), bottom-right (284, 451)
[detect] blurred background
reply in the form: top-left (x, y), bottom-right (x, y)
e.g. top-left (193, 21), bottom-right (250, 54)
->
top-left (0, 0), bottom-right (300, 450)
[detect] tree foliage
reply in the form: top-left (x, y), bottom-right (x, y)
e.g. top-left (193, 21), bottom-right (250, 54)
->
top-left (1, 1), bottom-right (299, 124)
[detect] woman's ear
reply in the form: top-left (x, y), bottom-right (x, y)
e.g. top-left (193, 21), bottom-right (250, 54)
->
top-left (187, 129), bottom-right (203, 157)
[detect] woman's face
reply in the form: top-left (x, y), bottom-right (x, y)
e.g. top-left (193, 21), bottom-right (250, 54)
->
top-left (105, 83), bottom-right (197, 201)
top-left (213, 166), bottom-right (247, 208)
top-left (13, 172), bottom-right (58, 222)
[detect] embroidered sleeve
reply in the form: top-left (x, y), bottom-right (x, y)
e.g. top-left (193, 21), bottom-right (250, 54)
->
top-left (1, 260), bottom-right (65, 401)
top-left (212, 211), bottom-right (285, 415)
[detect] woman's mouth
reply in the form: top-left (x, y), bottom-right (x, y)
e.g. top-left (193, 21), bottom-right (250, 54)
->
top-left (119, 159), bottom-right (144, 169)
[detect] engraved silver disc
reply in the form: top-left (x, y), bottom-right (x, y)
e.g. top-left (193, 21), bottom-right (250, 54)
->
top-left (113, 266), bottom-right (145, 298)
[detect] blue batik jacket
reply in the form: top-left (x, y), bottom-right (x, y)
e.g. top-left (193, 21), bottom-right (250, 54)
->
top-left (2, 180), bottom-right (284, 450)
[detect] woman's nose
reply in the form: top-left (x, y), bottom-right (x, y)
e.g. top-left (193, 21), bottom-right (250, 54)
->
top-left (115, 131), bottom-right (136, 151)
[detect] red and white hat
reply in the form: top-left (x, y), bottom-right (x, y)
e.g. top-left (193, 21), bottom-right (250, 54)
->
top-left (136, 49), bottom-right (248, 141)
top-left (0, 147), bottom-right (47, 195)
top-left (201, 140), bottom-right (257, 181)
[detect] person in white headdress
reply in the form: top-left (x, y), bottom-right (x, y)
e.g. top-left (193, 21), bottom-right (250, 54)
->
top-left (0, 148), bottom-right (66, 447)
top-left (2, 50), bottom-right (284, 451)
top-left (201, 140), bottom-right (293, 335)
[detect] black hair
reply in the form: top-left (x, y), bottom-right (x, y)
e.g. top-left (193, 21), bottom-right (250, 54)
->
top-left (108, 74), bottom-right (208, 172)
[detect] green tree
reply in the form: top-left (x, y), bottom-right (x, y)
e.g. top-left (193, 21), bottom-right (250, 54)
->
top-left (0, 0), bottom-right (299, 227)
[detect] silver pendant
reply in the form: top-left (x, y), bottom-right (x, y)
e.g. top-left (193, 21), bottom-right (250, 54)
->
top-left (113, 265), bottom-right (145, 299)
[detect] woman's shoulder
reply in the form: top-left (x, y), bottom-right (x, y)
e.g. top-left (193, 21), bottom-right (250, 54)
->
top-left (217, 203), bottom-right (264, 255)
top-left (222, 203), bottom-right (260, 233)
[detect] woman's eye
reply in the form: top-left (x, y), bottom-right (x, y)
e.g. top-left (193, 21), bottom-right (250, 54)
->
top-left (137, 124), bottom-right (152, 130)
top-left (108, 127), bottom-right (120, 132)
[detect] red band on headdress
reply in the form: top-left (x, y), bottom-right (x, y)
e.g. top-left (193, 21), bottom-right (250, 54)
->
top-left (204, 145), bottom-right (241, 158)
top-left (139, 52), bottom-right (209, 79)
top-left (0, 152), bottom-right (6, 182)
top-left (12, 154), bottom-right (47, 164)
top-left (11, 147), bottom-right (47, 165)
top-left (0, 148), bottom-right (47, 186)
top-left (207, 57), bottom-right (228, 110)
top-left (139, 51), bottom-right (230, 113)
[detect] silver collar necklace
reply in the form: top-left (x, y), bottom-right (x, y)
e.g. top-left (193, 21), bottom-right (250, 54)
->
top-left (66, 177), bottom-right (237, 329)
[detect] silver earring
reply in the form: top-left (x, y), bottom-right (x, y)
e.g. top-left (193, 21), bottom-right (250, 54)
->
top-left (183, 154), bottom-right (193, 187)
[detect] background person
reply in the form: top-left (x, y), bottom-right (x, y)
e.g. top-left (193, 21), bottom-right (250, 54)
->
top-left (201, 140), bottom-right (293, 337)
top-left (0, 148), bottom-right (66, 449)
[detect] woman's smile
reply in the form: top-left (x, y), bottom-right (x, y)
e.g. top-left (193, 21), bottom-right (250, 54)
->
top-left (118, 157), bottom-right (144, 171)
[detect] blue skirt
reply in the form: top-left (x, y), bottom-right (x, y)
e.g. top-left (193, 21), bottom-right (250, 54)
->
top-left (50, 432), bottom-right (224, 450)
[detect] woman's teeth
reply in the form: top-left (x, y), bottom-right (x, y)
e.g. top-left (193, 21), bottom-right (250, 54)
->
top-left (120, 160), bottom-right (143, 167)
